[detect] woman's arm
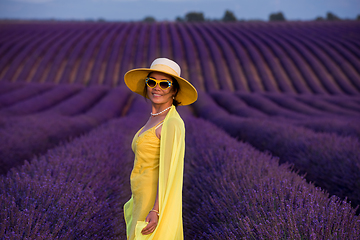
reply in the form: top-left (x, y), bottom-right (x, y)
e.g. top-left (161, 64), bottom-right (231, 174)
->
top-left (141, 183), bottom-right (159, 235)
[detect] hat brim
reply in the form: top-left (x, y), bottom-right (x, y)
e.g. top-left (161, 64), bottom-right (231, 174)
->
top-left (124, 68), bottom-right (198, 106)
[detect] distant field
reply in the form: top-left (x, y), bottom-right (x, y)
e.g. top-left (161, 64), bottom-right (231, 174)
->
top-left (1, 21), bottom-right (360, 239)
top-left (1, 21), bottom-right (360, 94)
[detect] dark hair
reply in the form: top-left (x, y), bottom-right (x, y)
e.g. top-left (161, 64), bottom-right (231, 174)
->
top-left (143, 73), bottom-right (181, 107)
top-left (171, 77), bottom-right (181, 107)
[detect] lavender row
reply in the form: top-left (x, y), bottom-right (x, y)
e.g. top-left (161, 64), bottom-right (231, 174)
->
top-left (83, 24), bottom-right (122, 85)
top-left (225, 23), bottom-right (290, 93)
top-left (0, 83), bottom-right (55, 109)
top-left (304, 23), bottom-right (360, 73)
top-left (185, 23), bottom-right (217, 92)
top-left (297, 25), bottom-right (360, 91)
top-left (2, 30), bottom-right (56, 82)
top-left (183, 116), bottom-right (359, 239)
top-left (44, 28), bottom-right (88, 84)
top-left (293, 118), bottom-right (360, 140)
top-left (242, 25), bottom-right (312, 94)
top-left (228, 23), bottom-right (328, 94)
top-left (292, 94), bottom-right (360, 118)
top-left (211, 24), bottom-right (262, 92)
top-left (230, 24), bottom-right (279, 92)
top-left (57, 25), bottom-right (106, 84)
top-left (103, 23), bottom-right (132, 86)
top-left (1, 96), bottom-right (359, 238)
top-left (259, 25), bottom-right (328, 94)
top-left (242, 22), bottom-right (360, 94)
top-left (283, 28), bottom-right (359, 94)
top-left (0, 114), bottom-right (96, 175)
top-left (278, 29), bottom-right (344, 94)
top-left (235, 92), bottom-right (311, 119)
top-left (260, 93), bottom-right (360, 139)
top-left (193, 23), bottom-right (232, 91)
top-left (0, 96), bottom-right (150, 238)
top-left (176, 23), bottom-right (202, 90)
top-left (237, 92), bottom-right (360, 119)
top-left (0, 86), bottom-right (131, 174)
top-left (43, 85), bottom-right (109, 116)
top-left (193, 91), bottom-right (360, 211)
top-left (211, 91), bottom-right (360, 119)
top-left (169, 24), bottom-right (185, 78)
top-left (211, 91), bottom-right (360, 140)
top-left (85, 86), bottom-right (131, 123)
top-left (0, 114), bottom-right (141, 238)
top-left (8, 28), bottom-right (48, 81)
top-left (261, 92), bottom-right (360, 116)
top-left (133, 24), bottom-right (148, 68)
top-left (0, 83), bottom-right (132, 117)
top-left (0, 28), bottom-right (46, 77)
top-left (0, 30), bottom-right (28, 60)
top-left (203, 23), bottom-right (248, 91)
top-left (0, 81), bottom-right (25, 95)
top-left (320, 95), bottom-right (360, 112)
top-left (310, 24), bottom-right (360, 63)
top-left (1, 21), bottom-right (359, 94)
top-left (147, 24), bottom-right (158, 68)
top-left (30, 28), bottom-right (78, 83)
top-left (74, 24), bottom-right (115, 85)
top-left (117, 23), bottom-right (142, 85)
top-left (160, 22), bottom-right (171, 58)
top-left (255, 23), bottom-right (344, 95)
top-left (240, 25), bottom-right (296, 93)
top-left (0, 84), bottom-right (83, 116)
top-left (15, 29), bottom-right (67, 83)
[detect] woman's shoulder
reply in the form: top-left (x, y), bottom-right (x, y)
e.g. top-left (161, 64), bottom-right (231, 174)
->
top-left (165, 111), bottom-right (184, 129)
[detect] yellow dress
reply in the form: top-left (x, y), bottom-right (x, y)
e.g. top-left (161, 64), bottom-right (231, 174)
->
top-left (124, 105), bottom-right (185, 240)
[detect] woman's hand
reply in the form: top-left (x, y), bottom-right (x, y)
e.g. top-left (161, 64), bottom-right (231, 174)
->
top-left (141, 211), bottom-right (159, 235)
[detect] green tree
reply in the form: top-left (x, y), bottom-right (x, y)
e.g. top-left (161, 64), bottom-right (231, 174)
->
top-left (326, 12), bottom-right (341, 21)
top-left (185, 12), bottom-right (205, 22)
top-left (269, 12), bottom-right (286, 21)
top-left (222, 10), bottom-right (237, 22)
top-left (143, 16), bottom-right (156, 23)
top-left (315, 16), bottom-right (325, 21)
top-left (175, 16), bottom-right (185, 22)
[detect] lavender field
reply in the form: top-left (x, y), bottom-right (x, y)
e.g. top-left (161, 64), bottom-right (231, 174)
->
top-left (1, 21), bottom-right (360, 239)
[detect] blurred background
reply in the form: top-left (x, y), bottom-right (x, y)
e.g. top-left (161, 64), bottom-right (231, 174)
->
top-left (1, 1), bottom-right (360, 239)
top-left (0, 0), bottom-right (359, 22)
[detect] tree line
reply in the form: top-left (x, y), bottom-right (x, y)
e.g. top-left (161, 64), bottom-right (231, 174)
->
top-left (142, 10), bottom-right (360, 23)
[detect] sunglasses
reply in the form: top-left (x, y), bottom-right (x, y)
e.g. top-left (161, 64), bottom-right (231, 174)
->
top-left (145, 77), bottom-right (172, 90)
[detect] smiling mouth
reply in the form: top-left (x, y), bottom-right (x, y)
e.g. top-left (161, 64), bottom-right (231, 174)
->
top-left (153, 93), bottom-right (162, 97)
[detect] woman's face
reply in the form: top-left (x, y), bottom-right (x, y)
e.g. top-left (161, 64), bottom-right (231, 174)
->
top-left (147, 72), bottom-right (176, 106)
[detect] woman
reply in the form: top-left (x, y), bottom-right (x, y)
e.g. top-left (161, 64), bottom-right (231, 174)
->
top-left (123, 58), bottom-right (198, 240)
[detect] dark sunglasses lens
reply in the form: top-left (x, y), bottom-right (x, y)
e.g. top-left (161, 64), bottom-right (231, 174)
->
top-left (160, 81), bottom-right (169, 89)
top-left (147, 79), bottom-right (156, 87)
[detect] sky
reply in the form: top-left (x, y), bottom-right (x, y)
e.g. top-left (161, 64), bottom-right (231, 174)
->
top-left (0, 0), bottom-right (359, 21)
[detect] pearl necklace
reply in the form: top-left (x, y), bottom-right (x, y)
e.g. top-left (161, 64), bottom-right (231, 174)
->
top-left (151, 106), bottom-right (171, 116)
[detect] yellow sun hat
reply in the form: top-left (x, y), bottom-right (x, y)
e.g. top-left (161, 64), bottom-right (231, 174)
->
top-left (124, 58), bottom-right (198, 106)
